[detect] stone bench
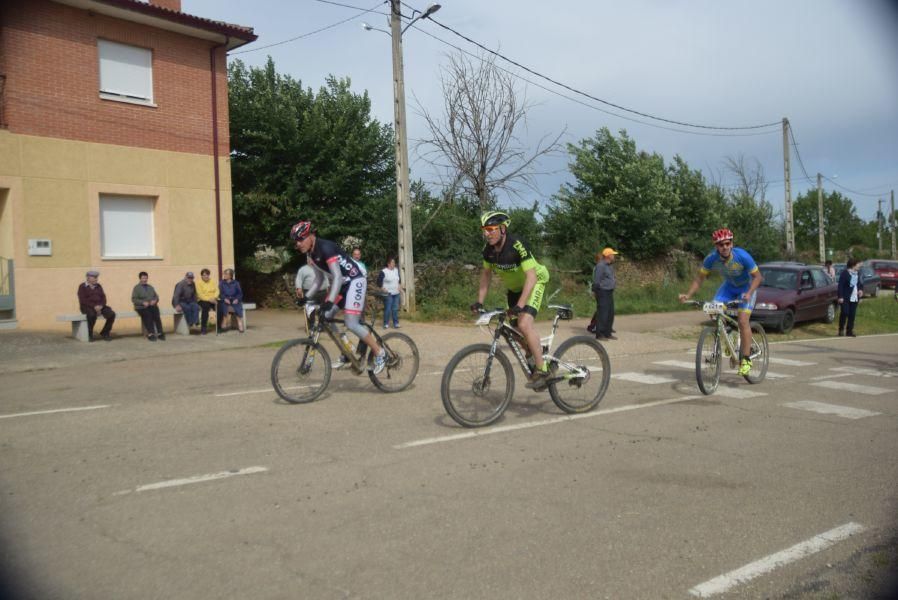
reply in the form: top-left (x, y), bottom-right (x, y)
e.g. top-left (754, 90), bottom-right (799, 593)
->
top-left (56, 303), bottom-right (256, 342)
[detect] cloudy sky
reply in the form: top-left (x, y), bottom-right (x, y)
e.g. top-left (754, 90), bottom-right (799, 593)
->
top-left (186, 0), bottom-right (898, 223)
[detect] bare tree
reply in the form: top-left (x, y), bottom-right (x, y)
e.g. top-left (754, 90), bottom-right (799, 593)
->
top-left (414, 50), bottom-right (564, 210)
top-left (723, 154), bottom-right (768, 202)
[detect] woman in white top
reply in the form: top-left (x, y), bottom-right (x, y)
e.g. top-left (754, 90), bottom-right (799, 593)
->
top-left (376, 257), bottom-right (401, 328)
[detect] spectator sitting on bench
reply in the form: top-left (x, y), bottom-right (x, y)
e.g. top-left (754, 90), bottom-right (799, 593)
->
top-left (77, 270), bottom-right (115, 342)
top-left (219, 268), bottom-right (245, 333)
top-left (196, 268), bottom-right (219, 335)
top-left (172, 272), bottom-right (200, 331)
top-left (132, 271), bottom-right (165, 342)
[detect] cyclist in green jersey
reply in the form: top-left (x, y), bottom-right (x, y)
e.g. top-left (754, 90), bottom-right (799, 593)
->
top-left (470, 211), bottom-right (551, 389)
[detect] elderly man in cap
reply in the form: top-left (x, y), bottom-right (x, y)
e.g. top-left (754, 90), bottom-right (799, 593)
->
top-left (77, 270), bottom-right (115, 341)
top-left (592, 247), bottom-right (619, 341)
top-left (172, 271), bottom-right (200, 330)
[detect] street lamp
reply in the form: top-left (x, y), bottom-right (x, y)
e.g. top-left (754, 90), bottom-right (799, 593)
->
top-left (388, 1), bottom-right (439, 314)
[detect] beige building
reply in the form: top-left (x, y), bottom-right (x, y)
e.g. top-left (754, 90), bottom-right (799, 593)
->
top-left (0, 0), bottom-right (256, 331)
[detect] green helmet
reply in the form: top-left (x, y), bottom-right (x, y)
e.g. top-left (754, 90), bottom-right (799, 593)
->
top-left (480, 210), bottom-right (510, 228)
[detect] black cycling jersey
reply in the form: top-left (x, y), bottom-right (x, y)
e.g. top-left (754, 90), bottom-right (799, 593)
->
top-left (308, 238), bottom-right (364, 280)
top-left (482, 233), bottom-right (548, 292)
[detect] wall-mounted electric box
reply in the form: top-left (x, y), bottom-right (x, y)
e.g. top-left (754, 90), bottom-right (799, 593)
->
top-left (28, 239), bottom-right (52, 256)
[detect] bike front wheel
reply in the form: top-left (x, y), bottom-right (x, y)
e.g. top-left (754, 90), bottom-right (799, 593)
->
top-left (271, 339), bottom-right (332, 403)
top-left (368, 332), bottom-right (420, 393)
top-left (696, 325), bottom-right (721, 395)
top-left (441, 344), bottom-right (514, 428)
top-left (743, 322), bottom-right (769, 384)
top-left (547, 336), bottom-right (611, 413)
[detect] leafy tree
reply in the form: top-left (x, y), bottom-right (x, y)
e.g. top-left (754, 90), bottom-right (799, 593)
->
top-left (722, 192), bottom-right (781, 262)
top-left (228, 58), bottom-right (395, 265)
top-left (668, 156), bottom-right (726, 255)
top-left (544, 128), bottom-right (678, 268)
top-left (793, 188), bottom-right (866, 254)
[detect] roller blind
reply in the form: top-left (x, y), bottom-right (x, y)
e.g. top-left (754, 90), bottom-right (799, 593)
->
top-left (98, 39), bottom-right (153, 101)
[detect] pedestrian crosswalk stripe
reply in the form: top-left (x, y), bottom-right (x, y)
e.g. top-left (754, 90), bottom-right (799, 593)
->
top-left (768, 357), bottom-right (816, 366)
top-left (810, 380), bottom-right (894, 395)
top-left (654, 360), bottom-right (696, 370)
top-left (831, 366), bottom-right (898, 378)
top-left (783, 401), bottom-right (882, 419)
top-left (612, 372), bottom-right (677, 384)
top-left (654, 360), bottom-right (791, 379)
top-left (714, 387), bottom-right (768, 399)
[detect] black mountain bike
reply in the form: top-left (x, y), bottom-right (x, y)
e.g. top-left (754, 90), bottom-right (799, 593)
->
top-left (271, 303), bottom-right (419, 403)
top-left (441, 302), bottom-right (611, 427)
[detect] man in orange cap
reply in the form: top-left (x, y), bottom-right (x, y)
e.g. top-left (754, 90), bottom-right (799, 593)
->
top-left (592, 247), bottom-right (619, 340)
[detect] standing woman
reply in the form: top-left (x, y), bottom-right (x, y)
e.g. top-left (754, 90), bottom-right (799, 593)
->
top-left (131, 271), bottom-right (165, 341)
top-left (837, 257), bottom-right (863, 337)
top-left (219, 268), bottom-right (245, 333)
top-left (377, 257), bottom-right (401, 328)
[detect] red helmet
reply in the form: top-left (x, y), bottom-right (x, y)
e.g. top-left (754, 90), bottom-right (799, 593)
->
top-left (711, 228), bottom-right (734, 244)
top-left (290, 220), bottom-right (315, 241)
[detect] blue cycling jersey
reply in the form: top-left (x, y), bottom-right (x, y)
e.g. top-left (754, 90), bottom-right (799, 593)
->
top-left (700, 247), bottom-right (758, 289)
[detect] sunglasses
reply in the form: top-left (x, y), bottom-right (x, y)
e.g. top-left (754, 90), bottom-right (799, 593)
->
top-left (481, 225), bottom-right (502, 233)
top-left (715, 241), bottom-right (733, 248)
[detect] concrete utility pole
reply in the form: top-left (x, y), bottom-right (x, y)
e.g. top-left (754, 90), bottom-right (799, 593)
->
top-left (389, 0), bottom-right (415, 313)
top-left (817, 173), bottom-right (825, 263)
top-left (782, 118), bottom-right (795, 257)
top-left (890, 190), bottom-right (896, 259)
top-left (877, 198), bottom-right (884, 253)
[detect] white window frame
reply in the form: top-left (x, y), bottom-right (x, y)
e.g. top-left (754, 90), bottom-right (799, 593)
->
top-left (97, 39), bottom-right (156, 106)
top-left (99, 195), bottom-right (158, 259)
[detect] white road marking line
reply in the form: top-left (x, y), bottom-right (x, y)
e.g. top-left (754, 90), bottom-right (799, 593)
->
top-left (831, 366), bottom-right (898, 378)
top-left (655, 359), bottom-right (791, 379)
top-left (689, 522), bottom-right (866, 597)
top-left (768, 357), bottom-right (816, 366)
top-left (783, 401), bottom-right (882, 420)
top-left (394, 396), bottom-right (701, 449)
top-left (113, 466), bottom-right (268, 496)
top-left (810, 380), bottom-right (894, 395)
top-left (215, 388), bottom-right (272, 397)
top-left (612, 372), bottom-right (677, 384)
top-left (714, 387), bottom-right (768, 399)
top-left (0, 405), bottom-right (111, 420)
top-left (809, 373), bottom-right (854, 381)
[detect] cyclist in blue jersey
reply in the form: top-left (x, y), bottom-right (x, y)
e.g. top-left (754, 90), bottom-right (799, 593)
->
top-left (679, 228), bottom-right (763, 376)
top-left (290, 220), bottom-right (386, 374)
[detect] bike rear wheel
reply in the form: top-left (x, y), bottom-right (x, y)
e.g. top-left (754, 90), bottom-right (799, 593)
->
top-left (368, 332), bottom-right (420, 392)
top-left (441, 344), bottom-right (514, 428)
top-left (547, 336), bottom-right (610, 413)
top-left (696, 325), bottom-right (721, 395)
top-left (742, 322), bottom-right (769, 384)
top-left (271, 339), bottom-right (332, 403)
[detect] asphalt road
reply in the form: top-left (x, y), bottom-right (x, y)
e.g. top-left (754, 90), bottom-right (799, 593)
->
top-left (1, 312), bottom-right (896, 599)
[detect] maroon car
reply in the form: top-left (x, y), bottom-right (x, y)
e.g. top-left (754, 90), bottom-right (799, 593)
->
top-left (751, 262), bottom-right (838, 333)
top-left (867, 260), bottom-right (898, 289)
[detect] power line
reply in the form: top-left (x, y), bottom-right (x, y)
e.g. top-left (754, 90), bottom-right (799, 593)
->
top-left (406, 24), bottom-right (779, 139)
top-left (232, 1), bottom-right (387, 55)
top-left (407, 5), bottom-right (780, 132)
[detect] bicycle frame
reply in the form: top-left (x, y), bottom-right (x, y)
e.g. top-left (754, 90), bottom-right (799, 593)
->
top-left (477, 304), bottom-right (583, 380)
top-left (303, 305), bottom-right (378, 375)
top-left (699, 301), bottom-right (747, 367)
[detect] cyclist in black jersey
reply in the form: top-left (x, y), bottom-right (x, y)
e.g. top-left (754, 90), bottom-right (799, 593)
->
top-left (290, 220), bottom-right (386, 374)
top-left (471, 211), bottom-right (551, 389)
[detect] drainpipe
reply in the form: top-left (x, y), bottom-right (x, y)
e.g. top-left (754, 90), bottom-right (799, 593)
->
top-left (210, 38), bottom-right (229, 279)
